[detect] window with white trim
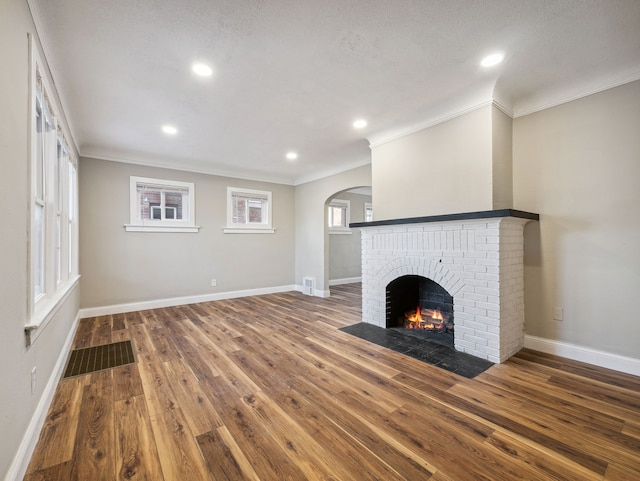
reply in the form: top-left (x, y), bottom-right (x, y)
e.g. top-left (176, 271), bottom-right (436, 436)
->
top-left (33, 82), bottom-right (50, 300)
top-left (125, 176), bottom-right (199, 232)
top-left (364, 202), bottom-right (373, 222)
top-left (27, 35), bottom-right (79, 344)
top-left (224, 187), bottom-right (274, 233)
top-left (328, 199), bottom-right (351, 234)
top-left (68, 160), bottom-right (77, 277)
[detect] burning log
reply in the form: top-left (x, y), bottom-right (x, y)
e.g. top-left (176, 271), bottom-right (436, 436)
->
top-left (403, 306), bottom-right (449, 331)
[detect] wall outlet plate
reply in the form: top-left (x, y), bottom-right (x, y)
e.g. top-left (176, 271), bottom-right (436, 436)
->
top-left (211, 279), bottom-right (217, 287)
top-left (553, 307), bottom-right (563, 321)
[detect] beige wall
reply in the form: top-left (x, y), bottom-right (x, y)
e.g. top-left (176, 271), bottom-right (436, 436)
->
top-left (371, 105), bottom-right (494, 220)
top-left (370, 86), bottom-right (640, 361)
top-left (492, 107), bottom-right (513, 209)
top-left (80, 158), bottom-right (369, 306)
top-left (79, 157), bottom-right (296, 308)
top-left (0, 0), bottom-right (81, 477)
top-left (328, 191), bottom-right (372, 281)
top-left (294, 165), bottom-right (372, 294)
top-left (513, 80), bottom-right (640, 359)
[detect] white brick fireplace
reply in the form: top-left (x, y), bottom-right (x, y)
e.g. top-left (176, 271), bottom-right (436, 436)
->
top-left (353, 210), bottom-right (538, 363)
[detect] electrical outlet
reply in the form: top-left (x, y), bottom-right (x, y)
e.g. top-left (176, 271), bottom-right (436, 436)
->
top-left (553, 307), bottom-right (563, 321)
top-left (31, 367), bottom-right (37, 395)
top-left (211, 279), bottom-right (217, 287)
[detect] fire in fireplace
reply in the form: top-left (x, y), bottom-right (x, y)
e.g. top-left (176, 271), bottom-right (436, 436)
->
top-left (386, 275), bottom-right (454, 346)
top-left (404, 306), bottom-right (453, 331)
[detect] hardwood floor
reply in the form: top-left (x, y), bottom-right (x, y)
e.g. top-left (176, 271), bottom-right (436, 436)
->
top-left (24, 284), bottom-right (640, 480)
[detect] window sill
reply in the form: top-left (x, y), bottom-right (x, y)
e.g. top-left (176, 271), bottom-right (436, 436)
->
top-left (25, 274), bottom-right (81, 347)
top-left (223, 226), bottom-right (275, 234)
top-left (124, 224), bottom-right (200, 233)
top-left (329, 229), bottom-right (352, 235)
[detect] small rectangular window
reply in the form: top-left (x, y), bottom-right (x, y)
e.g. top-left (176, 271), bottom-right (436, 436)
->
top-left (125, 176), bottom-right (198, 232)
top-left (138, 185), bottom-right (186, 221)
top-left (165, 206), bottom-right (178, 219)
top-left (328, 199), bottom-right (351, 234)
top-left (225, 187), bottom-right (274, 233)
top-left (364, 202), bottom-right (373, 222)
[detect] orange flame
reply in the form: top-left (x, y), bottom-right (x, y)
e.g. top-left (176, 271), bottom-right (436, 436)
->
top-left (404, 307), bottom-right (446, 330)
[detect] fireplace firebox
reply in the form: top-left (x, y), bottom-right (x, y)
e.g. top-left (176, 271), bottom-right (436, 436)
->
top-left (386, 275), bottom-right (454, 346)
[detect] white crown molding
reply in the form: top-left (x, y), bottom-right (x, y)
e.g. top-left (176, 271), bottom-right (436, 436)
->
top-left (80, 152), bottom-right (296, 186)
top-left (367, 99), bottom-right (498, 149)
top-left (524, 335), bottom-right (640, 376)
top-left (82, 150), bottom-right (374, 187)
top-left (292, 158), bottom-right (372, 186)
top-left (6, 312), bottom-right (81, 481)
top-left (364, 72), bottom-right (639, 149)
top-left (513, 71), bottom-right (640, 118)
top-left (491, 98), bottom-right (514, 118)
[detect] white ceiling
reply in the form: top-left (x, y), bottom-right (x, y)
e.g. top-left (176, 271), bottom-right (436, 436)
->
top-left (30, 0), bottom-right (640, 185)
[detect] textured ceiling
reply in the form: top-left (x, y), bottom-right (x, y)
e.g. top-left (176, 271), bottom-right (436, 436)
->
top-left (30, 0), bottom-right (640, 184)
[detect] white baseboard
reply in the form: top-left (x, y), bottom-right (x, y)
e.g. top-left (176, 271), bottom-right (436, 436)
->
top-left (292, 285), bottom-right (330, 298)
top-left (79, 285), bottom-right (299, 318)
top-left (524, 335), bottom-right (640, 376)
top-left (6, 312), bottom-right (81, 481)
top-left (328, 277), bottom-right (361, 286)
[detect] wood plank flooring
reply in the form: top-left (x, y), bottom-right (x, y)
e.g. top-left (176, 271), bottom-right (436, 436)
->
top-left (24, 284), bottom-right (640, 480)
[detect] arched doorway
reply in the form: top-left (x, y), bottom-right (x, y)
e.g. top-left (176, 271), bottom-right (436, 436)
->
top-left (325, 186), bottom-right (372, 293)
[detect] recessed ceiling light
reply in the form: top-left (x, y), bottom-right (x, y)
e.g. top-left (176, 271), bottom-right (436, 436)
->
top-left (481, 53), bottom-right (504, 67)
top-left (162, 125), bottom-right (178, 135)
top-left (192, 63), bottom-right (213, 77)
top-left (286, 152), bottom-right (298, 160)
top-left (353, 119), bottom-right (368, 129)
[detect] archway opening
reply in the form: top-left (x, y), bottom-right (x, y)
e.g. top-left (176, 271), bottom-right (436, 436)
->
top-left (325, 187), bottom-right (372, 291)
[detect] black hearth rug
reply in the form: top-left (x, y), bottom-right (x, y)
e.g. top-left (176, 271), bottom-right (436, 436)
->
top-left (339, 323), bottom-right (493, 379)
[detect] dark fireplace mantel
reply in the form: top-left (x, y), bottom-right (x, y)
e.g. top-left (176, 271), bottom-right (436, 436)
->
top-left (350, 208), bottom-right (539, 229)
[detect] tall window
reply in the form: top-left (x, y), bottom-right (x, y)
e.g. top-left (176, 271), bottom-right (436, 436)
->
top-left (33, 84), bottom-right (50, 300)
top-left (28, 35), bottom-right (79, 342)
top-left (224, 187), bottom-right (274, 233)
top-left (56, 136), bottom-right (67, 285)
top-left (328, 199), bottom-right (351, 233)
top-left (126, 177), bottom-right (198, 232)
top-left (68, 161), bottom-right (76, 276)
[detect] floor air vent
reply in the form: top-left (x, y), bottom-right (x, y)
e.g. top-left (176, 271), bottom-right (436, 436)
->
top-left (302, 277), bottom-right (315, 296)
top-left (63, 340), bottom-right (136, 378)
